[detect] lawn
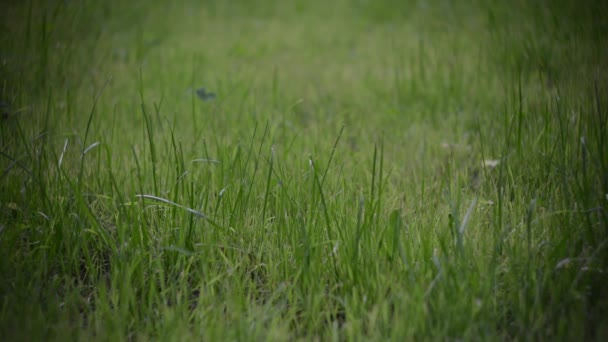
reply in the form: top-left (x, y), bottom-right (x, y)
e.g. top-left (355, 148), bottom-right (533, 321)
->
top-left (1, 0), bottom-right (607, 340)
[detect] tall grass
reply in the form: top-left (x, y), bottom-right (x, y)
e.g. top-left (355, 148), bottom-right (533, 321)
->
top-left (1, 0), bottom-right (607, 340)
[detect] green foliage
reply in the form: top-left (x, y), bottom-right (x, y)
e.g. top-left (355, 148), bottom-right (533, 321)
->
top-left (1, 0), bottom-right (607, 340)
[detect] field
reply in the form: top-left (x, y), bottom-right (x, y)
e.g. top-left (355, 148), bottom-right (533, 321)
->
top-left (1, 0), bottom-right (607, 340)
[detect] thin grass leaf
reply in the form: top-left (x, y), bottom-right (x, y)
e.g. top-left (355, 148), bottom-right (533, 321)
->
top-left (161, 245), bottom-right (195, 256)
top-left (459, 197), bottom-right (477, 235)
top-left (82, 141), bottom-right (100, 157)
top-left (191, 158), bottom-right (220, 164)
top-left (136, 194), bottom-right (207, 218)
top-left (58, 138), bottom-right (68, 168)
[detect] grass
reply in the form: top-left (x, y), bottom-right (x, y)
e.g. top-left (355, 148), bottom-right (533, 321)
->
top-left (1, 0), bottom-right (607, 340)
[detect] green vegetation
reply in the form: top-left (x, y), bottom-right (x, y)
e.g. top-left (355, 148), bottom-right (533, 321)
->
top-left (1, 0), bottom-right (607, 339)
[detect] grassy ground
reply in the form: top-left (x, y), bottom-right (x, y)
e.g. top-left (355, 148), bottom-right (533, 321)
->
top-left (1, 0), bottom-right (607, 340)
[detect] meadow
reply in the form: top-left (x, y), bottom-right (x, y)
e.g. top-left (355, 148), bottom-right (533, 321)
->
top-left (1, 0), bottom-right (607, 340)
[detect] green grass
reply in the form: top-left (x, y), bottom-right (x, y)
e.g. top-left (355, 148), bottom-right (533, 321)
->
top-left (1, 0), bottom-right (607, 340)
